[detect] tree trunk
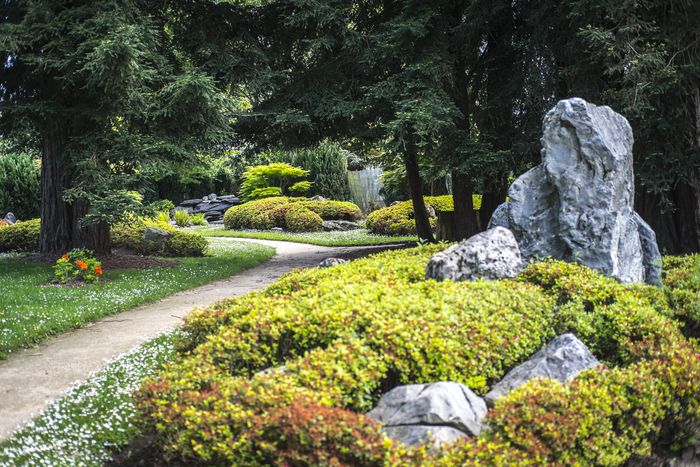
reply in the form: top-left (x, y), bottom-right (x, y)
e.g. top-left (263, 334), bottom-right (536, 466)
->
top-left (40, 130), bottom-right (72, 253)
top-left (404, 150), bottom-right (435, 242)
top-left (451, 171), bottom-right (479, 240)
top-left (70, 199), bottom-right (112, 255)
top-left (479, 185), bottom-right (507, 228)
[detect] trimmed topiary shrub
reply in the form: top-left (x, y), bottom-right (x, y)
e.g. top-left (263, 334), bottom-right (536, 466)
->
top-left (0, 218), bottom-right (40, 252)
top-left (112, 215), bottom-right (208, 257)
top-left (134, 247), bottom-right (700, 466)
top-left (223, 197), bottom-right (362, 232)
top-left (365, 195), bottom-right (462, 236)
top-left (240, 163), bottom-right (310, 201)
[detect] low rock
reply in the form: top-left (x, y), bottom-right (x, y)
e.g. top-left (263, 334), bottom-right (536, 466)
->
top-left (207, 193), bottom-right (217, 201)
top-left (484, 333), bottom-right (599, 406)
top-left (425, 204), bottom-right (437, 218)
top-left (270, 227), bottom-right (284, 232)
top-left (319, 258), bottom-right (347, 268)
top-left (4, 212), bottom-right (16, 224)
top-left (173, 194), bottom-right (242, 222)
top-left (143, 227), bottom-right (171, 251)
top-left (425, 227), bottom-right (523, 282)
top-left (179, 199), bottom-right (202, 207)
top-left (322, 220), bottom-right (362, 231)
top-left (367, 382), bottom-right (487, 448)
top-left (307, 195), bottom-right (327, 202)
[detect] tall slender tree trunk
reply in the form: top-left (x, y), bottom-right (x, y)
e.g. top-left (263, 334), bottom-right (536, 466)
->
top-left (71, 200), bottom-right (112, 255)
top-left (404, 148), bottom-right (434, 242)
top-left (40, 130), bottom-right (72, 253)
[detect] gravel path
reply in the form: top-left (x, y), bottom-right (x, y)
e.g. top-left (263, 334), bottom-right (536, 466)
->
top-left (0, 238), bottom-right (408, 441)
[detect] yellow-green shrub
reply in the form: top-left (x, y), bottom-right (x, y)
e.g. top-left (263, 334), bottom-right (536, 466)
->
top-left (223, 196), bottom-right (362, 232)
top-left (663, 254), bottom-right (700, 337)
top-left (366, 195), bottom-right (477, 236)
top-left (112, 215), bottom-right (208, 257)
top-left (0, 218), bottom-right (40, 252)
top-left (135, 248), bottom-right (700, 466)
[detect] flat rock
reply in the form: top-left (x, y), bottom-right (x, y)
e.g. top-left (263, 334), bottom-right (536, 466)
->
top-left (382, 425), bottom-right (467, 448)
top-left (489, 98), bottom-right (661, 285)
top-left (484, 333), bottom-right (599, 406)
top-left (425, 227), bottom-right (523, 282)
top-left (367, 381), bottom-right (487, 446)
top-left (318, 258), bottom-right (347, 268)
top-left (322, 220), bottom-right (362, 231)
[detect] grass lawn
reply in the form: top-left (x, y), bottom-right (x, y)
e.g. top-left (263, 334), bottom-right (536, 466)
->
top-left (0, 332), bottom-right (178, 467)
top-left (0, 239), bottom-right (274, 358)
top-left (192, 225), bottom-right (418, 246)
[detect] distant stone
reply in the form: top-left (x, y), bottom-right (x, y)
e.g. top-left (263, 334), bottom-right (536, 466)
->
top-left (426, 227), bottom-right (523, 282)
top-left (484, 333), bottom-right (599, 406)
top-left (207, 193), bottom-right (217, 201)
top-left (307, 195), bottom-right (327, 202)
top-left (143, 227), bottom-right (171, 251)
top-left (367, 382), bottom-right (487, 448)
top-left (4, 212), bottom-right (16, 224)
top-left (319, 258), bottom-right (347, 268)
top-left (390, 201), bottom-right (401, 206)
top-left (322, 220), bottom-right (362, 231)
top-left (489, 98), bottom-right (662, 285)
top-left (180, 199), bottom-right (202, 207)
top-left (270, 227), bottom-right (284, 232)
top-left (425, 204), bottom-right (437, 218)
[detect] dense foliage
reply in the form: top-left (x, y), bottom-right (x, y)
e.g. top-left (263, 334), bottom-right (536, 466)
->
top-left (0, 150), bottom-right (40, 220)
top-left (134, 246), bottom-right (699, 464)
top-left (0, 219), bottom-right (40, 252)
top-left (274, 141), bottom-right (351, 201)
top-left (365, 195), bottom-right (481, 236)
top-left (239, 163), bottom-right (311, 201)
top-left (112, 216), bottom-right (208, 257)
top-left (223, 197), bottom-right (362, 232)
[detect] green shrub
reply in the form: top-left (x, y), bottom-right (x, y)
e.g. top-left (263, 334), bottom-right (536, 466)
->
top-left (173, 209), bottom-right (190, 227)
top-left (223, 197), bottom-right (362, 232)
top-left (0, 219), bottom-right (40, 252)
top-left (240, 163), bottom-right (309, 201)
top-left (142, 199), bottom-right (175, 218)
top-left (662, 254), bottom-right (700, 337)
top-left (284, 204), bottom-right (323, 232)
top-left (0, 151), bottom-right (40, 220)
top-left (365, 195), bottom-right (461, 236)
top-left (112, 215), bottom-right (208, 257)
top-left (190, 213), bottom-right (208, 226)
top-left (135, 247), bottom-right (700, 465)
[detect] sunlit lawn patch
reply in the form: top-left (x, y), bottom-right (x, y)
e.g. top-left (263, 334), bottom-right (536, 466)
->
top-left (0, 239), bottom-right (274, 358)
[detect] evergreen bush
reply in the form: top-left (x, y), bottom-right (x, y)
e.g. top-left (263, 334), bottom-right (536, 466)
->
top-left (275, 141), bottom-right (351, 200)
top-left (0, 151), bottom-right (40, 220)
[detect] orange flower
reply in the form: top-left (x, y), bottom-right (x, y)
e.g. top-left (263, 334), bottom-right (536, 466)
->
top-left (76, 260), bottom-right (88, 270)
top-left (95, 266), bottom-right (103, 276)
top-left (61, 254), bottom-right (70, 261)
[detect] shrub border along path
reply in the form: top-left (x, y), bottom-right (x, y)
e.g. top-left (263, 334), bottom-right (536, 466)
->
top-left (0, 238), bottom-right (407, 441)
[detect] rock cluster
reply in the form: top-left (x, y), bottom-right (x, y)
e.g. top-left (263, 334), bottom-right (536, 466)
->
top-left (173, 194), bottom-right (241, 222)
top-left (490, 98), bottom-right (661, 285)
top-left (321, 220), bottom-right (362, 231)
top-left (318, 257), bottom-right (347, 268)
top-left (425, 227), bottom-right (523, 282)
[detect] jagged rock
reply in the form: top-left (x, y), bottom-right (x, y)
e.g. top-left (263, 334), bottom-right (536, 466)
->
top-left (489, 98), bottom-right (661, 285)
top-left (179, 199), bottom-right (202, 207)
top-left (318, 258), bottom-right (347, 268)
top-left (307, 195), bottom-right (327, 202)
top-left (321, 220), bottom-right (362, 231)
top-left (633, 213), bottom-right (662, 287)
top-left (425, 204), bottom-right (437, 218)
top-left (207, 193), bottom-right (217, 201)
top-left (484, 333), bottom-right (599, 406)
top-left (367, 382), bottom-right (487, 448)
top-left (4, 212), bottom-right (16, 224)
top-left (487, 203), bottom-right (509, 230)
top-left (174, 194), bottom-right (242, 222)
top-left (425, 227), bottom-right (523, 282)
top-left (143, 227), bottom-right (171, 251)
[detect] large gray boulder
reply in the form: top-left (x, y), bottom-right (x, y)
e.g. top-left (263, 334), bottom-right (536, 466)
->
top-left (490, 98), bottom-right (662, 285)
top-left (425, 227), bottom-right (523, 282)
top-left (484, 333), bottom-right (599, 406)
top-left (367, 382), bottom-right (487, 448)
top-left (143, 226), bottom-right (171, 251)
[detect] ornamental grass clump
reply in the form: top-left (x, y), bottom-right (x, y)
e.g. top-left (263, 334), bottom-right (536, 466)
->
top-left (53, 248), bottom-right (103, 284)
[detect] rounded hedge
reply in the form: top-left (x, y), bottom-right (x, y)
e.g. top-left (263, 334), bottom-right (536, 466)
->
top-left (366, 195), bottom-right (470, 236)
top-left (135, 248), bottom-right (700, 465)
top-left (112, 216), bottom-right (208, 257)
top-left (0, 218), bottom-right (40, 252)
top-left (223, 197), bottom-right (362, 232)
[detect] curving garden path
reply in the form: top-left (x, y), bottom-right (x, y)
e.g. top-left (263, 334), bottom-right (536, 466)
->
top-left (0, 238), bottom-right (409, 441)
